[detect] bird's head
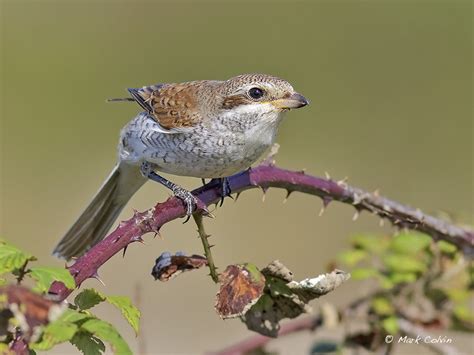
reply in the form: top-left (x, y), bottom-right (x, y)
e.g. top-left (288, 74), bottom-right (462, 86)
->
top-left (216, 74), bottom-right (308, 125)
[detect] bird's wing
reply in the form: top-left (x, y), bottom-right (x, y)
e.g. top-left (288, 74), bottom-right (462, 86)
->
top-left (128, 81), bottom-right (213, 133)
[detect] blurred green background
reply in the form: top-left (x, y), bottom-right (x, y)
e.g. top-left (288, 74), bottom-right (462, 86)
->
top-left (1, 0), bottom-right (472, 353)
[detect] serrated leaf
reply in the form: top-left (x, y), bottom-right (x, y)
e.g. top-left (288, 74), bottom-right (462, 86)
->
top-left (0, 240), bottom-right (35, 275)
top-left (29, 267), bottom-right (75, 293)
top-left (106, 296), bottom-right (140, 336)
top-left (382, 316), bottom-right (399, 334)
top-left (337, 249), bottom-right (368, 266)
top-left (351, 268), bottom-right (380, 280)
top-left (383, 253), bottom-right (427, 273)
top-left (81, 318), bottom-right (132, 355)
top-left (75, 289), bottom-right (106, 310)
top-left (390, 233), bottom-right (431, 254)
top-left (31, 320), bottom-right (78, 350)
top-left (70, 331), bottom-right (106, 355)
top-left (351, 234), bottom-right (389, 254)
top-left (372, 297), bottom-right (394, 316)
top-left (60, 309), bottom-right (92, 324)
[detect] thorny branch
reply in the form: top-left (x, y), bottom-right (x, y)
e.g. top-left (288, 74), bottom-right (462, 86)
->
top-left (48, 164), bottom-right (474, 300)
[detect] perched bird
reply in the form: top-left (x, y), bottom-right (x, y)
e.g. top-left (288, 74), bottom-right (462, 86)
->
top-left (53, 74), bottom-right (308, 259)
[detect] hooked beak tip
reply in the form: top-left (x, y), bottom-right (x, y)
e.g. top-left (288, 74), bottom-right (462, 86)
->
top-left (291, 92), bottom-right (309, 108)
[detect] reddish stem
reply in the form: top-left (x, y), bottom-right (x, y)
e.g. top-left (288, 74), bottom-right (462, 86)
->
top-left (48, 165), bottom-right (474, 300)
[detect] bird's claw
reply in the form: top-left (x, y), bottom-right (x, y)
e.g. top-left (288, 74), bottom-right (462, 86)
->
top-left (219, 177), bottom-right (233, 207)
top-left (172, 186), bottom-right (197, 216)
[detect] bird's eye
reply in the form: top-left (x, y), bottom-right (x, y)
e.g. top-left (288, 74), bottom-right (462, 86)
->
top-left (248, 87), bottom-right (265, 100)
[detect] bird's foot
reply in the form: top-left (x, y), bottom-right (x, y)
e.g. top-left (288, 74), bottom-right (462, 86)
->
top-left (140, 161), bottom-right (209, 218)
top-left (210, 177), bottom-right (233, 207)
top-left (172, 185), bottom-right (198, 216)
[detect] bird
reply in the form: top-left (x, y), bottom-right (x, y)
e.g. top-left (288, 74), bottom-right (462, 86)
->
top-left (53, 73), bottom-right (309, 260)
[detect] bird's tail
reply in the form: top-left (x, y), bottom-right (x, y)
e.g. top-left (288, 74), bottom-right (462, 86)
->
top-left (53, 162), bottom-right (147, 260)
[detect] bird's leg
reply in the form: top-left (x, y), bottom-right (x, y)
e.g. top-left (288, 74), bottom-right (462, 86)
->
top-left (140, 162), bottom-right (197, 216)
top-left (210, 177), bottom-right (233, 207)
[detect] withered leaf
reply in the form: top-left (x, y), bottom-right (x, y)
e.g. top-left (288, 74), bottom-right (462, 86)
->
top-left (151, 252), bottom-right (208, 281)
top-left (215, 264), bottom-right (265, 319)
top-left (244, 265), bottom-right (350, 337)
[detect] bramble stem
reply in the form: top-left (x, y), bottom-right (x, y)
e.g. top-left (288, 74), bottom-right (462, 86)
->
top-left (193, 213), bottom-right (219, 283)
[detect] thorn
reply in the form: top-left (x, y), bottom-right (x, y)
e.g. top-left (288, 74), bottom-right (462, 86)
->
top-left (379, 219), bottom-right (385, 227)
top-left (261, 187), bottom-right (268, 202)
top-left (283, 190), bottom-right (293, 204)
top-left (319, 206), bottom-right (325, 217)
top-left (122, 246), bottom-right (128, 258)
top-left (204, 211), bottom-right (215, 219)
top-left (154, 229), bottom-right (162, 239)
top-left (92, 273), bottom-right (106, 286)
top-left (209, 244), bottom-right (215, 248)
top-left (352, 210), bottom-right (359, 221)
top-left (324, 171), bottom-right (331, 180)
top-left (201, 178), bottom-right (207, 185)
top-left (323, 196), bottom-right (332, 207)
top-left (373, 189), bottom-right (380, 197)
top-left (234, 192), bottom-right (241, 202)
top-left (299, 168), bottom-right (306, 175)
top-left (337, 176), bottom-right (349, 186)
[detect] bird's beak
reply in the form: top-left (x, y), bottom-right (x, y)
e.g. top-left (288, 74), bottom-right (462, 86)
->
top-left (271, 92), bottom-right (309, 110)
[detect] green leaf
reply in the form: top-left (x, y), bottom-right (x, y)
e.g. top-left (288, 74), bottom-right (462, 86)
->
top-left (106, 296), bottom-right (140, 336)
top-left (70, 331), bottom-right (106, 355)
top-left (60, 309), bottom-right (92, 324)
top-left (337, 249), bottom-right (368, 266)
top-left (0, 277), bottom-right (5, 286)
top-left (0, 240), bottom-right (35, 275)
top-left (383, 253), bottom-right (427, 273)
top-left (351, 268), bottom-right (380, 280)
top-left (445, 289), bottom-right (470, 303)
top-left (31, 320), bottom-right (78, 350)
top-left (0, 343), bottom-right (10, 352)
top-left (29, 267), bottom-right (75, 293)
top-left (390, 232), bottom-right (431, 254)
top-left (372, 297), bottom-right (394, 316)
top-left (389, 272), bottom-right (417, 284)
top-left (382, 316), bottom-right (399, 334)
top-left (75, 289), bottom-right (106, 310)
top-left (377, 275), bottom-right (395, 290)
top-left (351, 234), bottom-right (389, 254)
top-left (81, 318), bottom-right (132, 355)
top-left (453, 304), bottom-right (474, 322)
top-left (438, 240), bottom-right (457, 254)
